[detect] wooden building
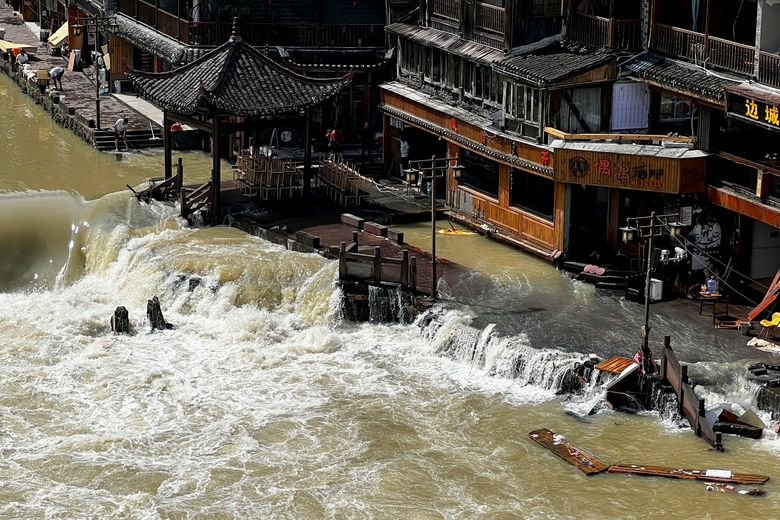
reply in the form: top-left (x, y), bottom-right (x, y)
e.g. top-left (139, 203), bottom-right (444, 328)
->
top-left (381, 0), bottom-right (779, 281)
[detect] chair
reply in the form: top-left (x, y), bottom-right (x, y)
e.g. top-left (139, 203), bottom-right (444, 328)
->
top-left (758, 312), bottom-right (780, 339)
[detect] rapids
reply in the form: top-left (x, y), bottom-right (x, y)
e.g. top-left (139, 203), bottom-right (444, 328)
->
top-left (1, 72), bottom-right (780, 518)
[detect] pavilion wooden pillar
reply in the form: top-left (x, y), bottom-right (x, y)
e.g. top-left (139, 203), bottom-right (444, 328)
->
top-left (163, 109), bottom-right (172, 180)
top-left (212, 116), bottom-right (222, 220)
top-left (303, 108), bottom-right (312, 198)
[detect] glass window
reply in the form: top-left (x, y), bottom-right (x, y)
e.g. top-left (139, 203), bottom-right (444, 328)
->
top-left (510, 168), bottom-right (554, 221)
top-left (461, 149), bottom-right (500, 197)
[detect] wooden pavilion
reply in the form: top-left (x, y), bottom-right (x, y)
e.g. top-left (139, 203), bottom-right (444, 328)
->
top-left (128, 19), bottom-right (351, 221)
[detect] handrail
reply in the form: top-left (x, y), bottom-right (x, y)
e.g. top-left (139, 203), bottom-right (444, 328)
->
top-left (545, 127), bottom-right (695, 143)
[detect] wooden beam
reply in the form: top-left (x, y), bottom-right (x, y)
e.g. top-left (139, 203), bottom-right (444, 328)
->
top-left (303, 107), bottom-right (312, 198)
top-left (544, 127), bottom-right (696, 143)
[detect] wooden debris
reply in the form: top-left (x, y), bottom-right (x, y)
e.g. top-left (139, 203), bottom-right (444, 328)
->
top-left (595, 356), bottom-right (634, 374)
top-left (528, 429), bottom-right (609, 475)
top-left (608, 464), bottom-right (769, 485)
top-left (147, 296), bottom-right (173, 331)
top-left (110, 306), bottom-right (130, 334)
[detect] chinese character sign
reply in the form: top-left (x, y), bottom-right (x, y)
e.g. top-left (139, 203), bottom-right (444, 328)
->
top-left (729, 94), bottom-right (780, 130)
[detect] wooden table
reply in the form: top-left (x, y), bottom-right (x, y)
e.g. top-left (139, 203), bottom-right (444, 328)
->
top-left (697, 293), bottom-right (729, 325)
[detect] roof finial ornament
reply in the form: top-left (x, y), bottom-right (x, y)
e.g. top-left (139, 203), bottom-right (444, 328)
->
top-left (230, 17), bottom-right (241, 41)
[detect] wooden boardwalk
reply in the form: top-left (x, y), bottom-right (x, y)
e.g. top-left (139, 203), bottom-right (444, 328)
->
top-left (608, 464), bottom-right (769, 485)
top-left (528, 428), bottom-right (609, 475)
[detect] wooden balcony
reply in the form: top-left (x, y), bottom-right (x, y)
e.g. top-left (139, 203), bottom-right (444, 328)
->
top-left (431, 0), bottom-right (461, 21)
top-left (653, 23), bottom-right (780, 87)
top-left (475, 2), bottom-right (505, 35)
top-left (568, 12), bottom-right (641, 51)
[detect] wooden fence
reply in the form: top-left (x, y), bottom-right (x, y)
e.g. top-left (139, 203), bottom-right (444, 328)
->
top-left (660, 336), bottom-right (724, 451)
top-left (339, 243), bottom-right (417, 291)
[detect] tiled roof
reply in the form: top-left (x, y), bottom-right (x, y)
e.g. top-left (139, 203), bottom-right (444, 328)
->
top-left (493, 41), bottom-right (614, 87)
top-left (275, 47), bottom-right (393, 70)
top-left (116, 13), bottom-right (188, 65)
top-left (127, 35), bottom-right (351, 117)
top-left (386, 23), bottom-right (506, 64)
top-left (624, 53), bottom-right (739, 104)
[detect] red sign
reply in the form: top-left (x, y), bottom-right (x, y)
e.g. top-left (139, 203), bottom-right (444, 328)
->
top-left (540, 150), bottom-right (550, 166)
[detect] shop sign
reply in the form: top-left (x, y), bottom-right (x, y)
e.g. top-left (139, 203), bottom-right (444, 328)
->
top-left (554, 148), bottom-right (687, 193)
top-left (726, 93), bottom-right (780, 131)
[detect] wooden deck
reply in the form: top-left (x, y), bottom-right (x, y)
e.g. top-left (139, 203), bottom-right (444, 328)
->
top-left (528, 429), bottom-right (609, 476)
top-left (608, 464), bottom-right (769, 485)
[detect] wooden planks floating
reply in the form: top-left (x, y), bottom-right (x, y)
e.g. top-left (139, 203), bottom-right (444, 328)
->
top-left (608, 464), bottom-right (770, 485)
top-left (528, 429), bottom-right (609, 475)
top-left (595, 356), bottom-right (635, 374)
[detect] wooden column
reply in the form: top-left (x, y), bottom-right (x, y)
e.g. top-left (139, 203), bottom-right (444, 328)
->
top-left (163, 110), bottom-right (172, 180)
top-left (303, 108), bottom-right (312, 198)
top-left (212, 116), bottom-right (221, 220)
top-left (756, 170), bottom-right (770, 200)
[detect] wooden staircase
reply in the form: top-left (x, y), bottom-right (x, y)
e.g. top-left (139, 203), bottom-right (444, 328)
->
top-left (93, 128), bottom-right (163, 151)
top-left (180, 181), bottom-right (213, 221)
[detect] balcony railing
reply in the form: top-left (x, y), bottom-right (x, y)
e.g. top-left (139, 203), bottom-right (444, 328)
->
top-left (568, 12), bottom-right (641, 50)
top-left (759, 51), bottom-right (780, 88)
top-left (475, 2), bottom-right (505, 35)
top-left (431, 0), bottom-right (461, 21)
top-left (653, 23), bottom-right (780, 87)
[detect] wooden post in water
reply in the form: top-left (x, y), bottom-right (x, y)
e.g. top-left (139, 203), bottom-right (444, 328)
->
top-left (352, 230), bottom-right (358, 246)
top-left (339, 242), bottom-right (346, 279)
top-left (180, 187), bottom-right (187, 220)
top-left (410, 257), bottom-right (417, 294)
top-left (176, 158), bottom-right (183, 191)
top-left (697, 398), bottom-right (705, 435)
top-left (401, 250), bottom-right (409, 288)
top-left (661, 336), bottom-right (670, 380)
top-left (373, 246), bottom-right (381, 283)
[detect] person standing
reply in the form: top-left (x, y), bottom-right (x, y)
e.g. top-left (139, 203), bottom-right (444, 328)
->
top-left (113, 118), bottom-right (129, 151)
top-left (360, 122), bottom-right (374, 163)
top-left (399, 135), bottom-right (410, 177)
top-left (49, 66), bottom-right (65, 91)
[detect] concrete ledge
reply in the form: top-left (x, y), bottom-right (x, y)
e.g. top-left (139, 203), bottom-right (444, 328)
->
top-left (341, 213), bottom-right (364, 229)
top-left (388, 229), bottom-right (404, 245)
top-left (363, 221), bottom-right (388, 237)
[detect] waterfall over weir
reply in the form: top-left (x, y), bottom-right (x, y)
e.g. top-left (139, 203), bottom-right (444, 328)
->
top-left (417, 309), bottom-right (592, 394)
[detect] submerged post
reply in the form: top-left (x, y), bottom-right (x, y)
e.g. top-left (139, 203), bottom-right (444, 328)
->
top-left (430, 154), bottom-right (437, 299)
top-left (640, 211), bottom-right (656, 375)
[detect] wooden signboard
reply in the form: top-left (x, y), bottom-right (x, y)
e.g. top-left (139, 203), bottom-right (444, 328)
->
top-left (552, 147), bottom-right (706, 194)
top-left (67, 49), bottom-right (77, 72)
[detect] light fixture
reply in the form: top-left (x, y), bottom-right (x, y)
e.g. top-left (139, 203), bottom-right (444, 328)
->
top-left (110, 22), bottom-right (120, 34)
top-left (668, 221), bottom-right (684, 237)
top-left (452, 164), bottom-right (465, 181)
top-left (619, 221), bottom-right (638, 243)
top-left (404, 168), bottom-right (419, 185)
top-left (72, 23), bottom-right (82, 37)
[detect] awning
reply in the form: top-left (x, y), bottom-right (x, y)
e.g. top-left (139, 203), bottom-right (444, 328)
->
top-left (0, 40), bottom-right (37, 53)
top-left (48, 21), bottom-right (69, 48)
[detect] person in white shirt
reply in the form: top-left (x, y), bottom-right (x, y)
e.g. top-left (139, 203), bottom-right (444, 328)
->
top-left (49, 66), bottom-right (64, 91)
top-left (113, 118), bottom-right (129, 151)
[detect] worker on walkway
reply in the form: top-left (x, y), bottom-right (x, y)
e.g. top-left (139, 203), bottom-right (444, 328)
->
top-left (113, 117), bottom-right (129, 151)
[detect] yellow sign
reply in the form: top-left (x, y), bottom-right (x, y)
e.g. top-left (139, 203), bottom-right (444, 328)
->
top-left (745, 99), bottom-right (759, 120)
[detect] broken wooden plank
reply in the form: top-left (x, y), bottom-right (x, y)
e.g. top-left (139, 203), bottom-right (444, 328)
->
top-left (595, 356), bottom-right (634, 374)
top-left (528, 429), bottom-right (609, 475)
top-left (608, 464), bottom-right (769, 485)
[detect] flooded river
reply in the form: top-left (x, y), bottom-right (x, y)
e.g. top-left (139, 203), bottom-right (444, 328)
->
top-left (1, 73), bottom-right (779, 518)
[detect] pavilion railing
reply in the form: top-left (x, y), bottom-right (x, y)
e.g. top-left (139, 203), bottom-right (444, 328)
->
top-left (568, 13), bottom-right (641, 51)
top-left (431, 0), bottom-right (461, 21)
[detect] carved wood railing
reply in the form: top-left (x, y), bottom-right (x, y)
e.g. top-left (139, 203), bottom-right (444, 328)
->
top-left (759, 51), bottom-right (780, 88)
top-left (431, 0), bottom-right (461, 21)
top-left (475, 2), bottom-right (505, 35)
top-left (613, 18), bottom-right (641, 50)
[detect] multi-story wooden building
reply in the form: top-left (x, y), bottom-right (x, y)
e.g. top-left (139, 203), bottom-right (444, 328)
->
top-left (381, 0), bottom-right (779, 288)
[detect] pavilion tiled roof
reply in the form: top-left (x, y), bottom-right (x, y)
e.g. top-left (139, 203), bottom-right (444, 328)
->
top-left (127, 34), bottom-right (352, 117)
top-left (493, 41), bottom-right (614, 87)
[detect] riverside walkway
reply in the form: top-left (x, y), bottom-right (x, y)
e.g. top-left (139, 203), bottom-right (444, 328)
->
top-left (0, 5), bottom-right (156, 146)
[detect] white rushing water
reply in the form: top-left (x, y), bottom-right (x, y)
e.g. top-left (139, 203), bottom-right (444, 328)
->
top-left (1, 190), bottom-right (780, 518)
